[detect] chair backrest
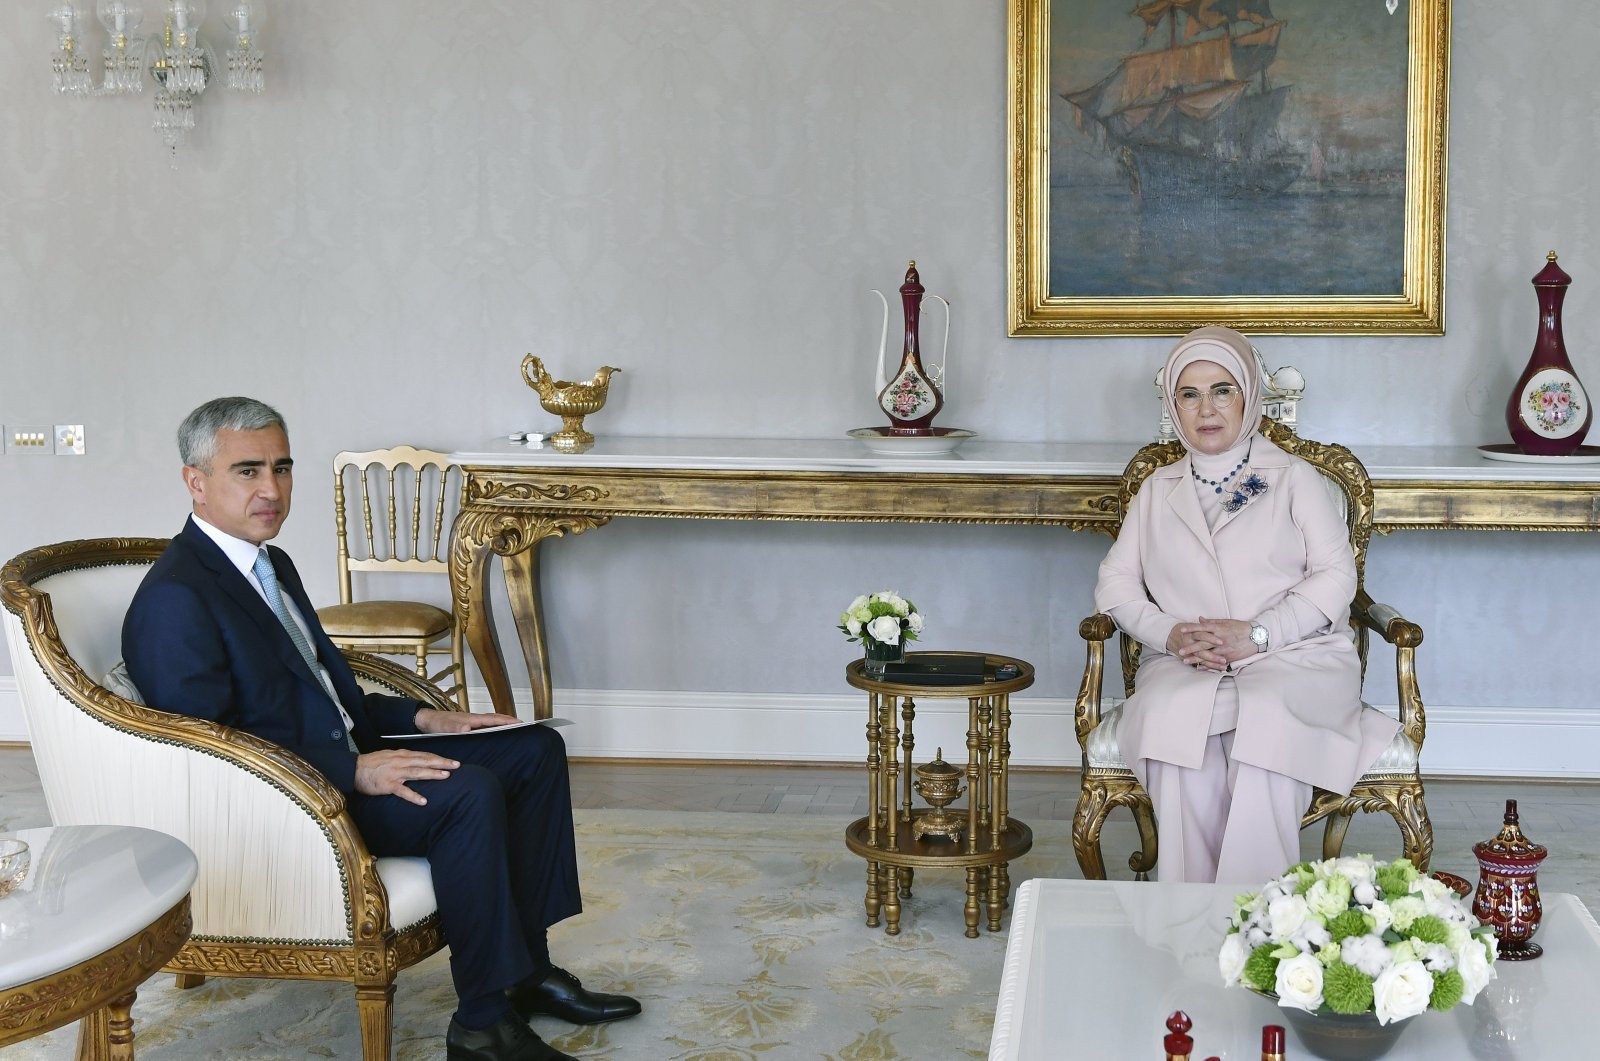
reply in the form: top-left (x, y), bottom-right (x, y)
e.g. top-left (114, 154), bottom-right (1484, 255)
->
top-left (1111, 418), bottom-right (1376, 692)
top-left (331, 446), bottom-right (464, 605)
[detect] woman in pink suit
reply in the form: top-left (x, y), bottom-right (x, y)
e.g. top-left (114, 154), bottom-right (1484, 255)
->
top-left (1095, 327), bottom-right (1398, 884)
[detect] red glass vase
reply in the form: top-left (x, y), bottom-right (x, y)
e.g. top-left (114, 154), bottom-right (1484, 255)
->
top-left (877, 261), bottom-right (944, 434)
top-left (1506, 252), bottom-right (1591, 455)
top-left (1472, 798), bottom-right (1547, 960)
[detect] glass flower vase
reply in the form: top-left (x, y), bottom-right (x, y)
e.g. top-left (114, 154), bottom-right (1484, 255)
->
top-left (862, 638), bottom-right (905, 679)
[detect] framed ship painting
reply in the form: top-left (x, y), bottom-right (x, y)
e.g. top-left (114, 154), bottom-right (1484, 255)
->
top-left (1007, 0), bottom-right (1451, 336)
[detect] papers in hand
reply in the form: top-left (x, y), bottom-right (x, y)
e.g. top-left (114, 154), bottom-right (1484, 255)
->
top-left (383, 717), bottom-right (573, 740)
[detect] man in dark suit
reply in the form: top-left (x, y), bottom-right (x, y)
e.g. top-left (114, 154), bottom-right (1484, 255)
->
top-left (123, 397), bottom-right (640, 1061)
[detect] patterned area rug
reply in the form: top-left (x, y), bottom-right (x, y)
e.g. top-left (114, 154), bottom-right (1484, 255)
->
top-left (7, 809), bottom-right (1082, 1060)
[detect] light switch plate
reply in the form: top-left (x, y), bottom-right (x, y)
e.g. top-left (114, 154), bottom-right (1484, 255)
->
top-left (54, 424), bottom-right (85, 455)
top-left (5, 426), bottom-right (55, 454)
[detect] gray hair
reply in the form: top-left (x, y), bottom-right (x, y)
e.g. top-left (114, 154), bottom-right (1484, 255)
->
top-left (178, 397), bottom-right (287, 472)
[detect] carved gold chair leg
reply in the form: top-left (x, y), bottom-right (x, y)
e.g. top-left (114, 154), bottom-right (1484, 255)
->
top-left (1395, 790), bottom-right (1434, 872)
top-left (1129, 796), bottom-right (1159, 881)
top-left (1071, 784), bottom-right (1113, 881)
top-left (173, 973), bottom-right (206, 989)
top-left (1321, 807), bottom-right (1356, 861)
top-left (355, 984), bottom-right (395, 1061)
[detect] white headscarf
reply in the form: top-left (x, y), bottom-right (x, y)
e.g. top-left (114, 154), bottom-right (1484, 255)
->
top-left (1161, 326), bottom-right (1263, 453)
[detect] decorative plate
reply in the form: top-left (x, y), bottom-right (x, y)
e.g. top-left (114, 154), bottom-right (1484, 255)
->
top-left (847, 427), bottom-right (976, 456)
top-left (1430, 870), bottom-right (1472, 898)
top-left (1477, 443), bottom-right (1600, 464)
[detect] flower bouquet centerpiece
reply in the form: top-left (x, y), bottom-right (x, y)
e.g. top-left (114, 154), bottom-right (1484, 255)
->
top-left (1220, 856), bottom-right (1498, 1059)
top-left (839, 591), bottom-right (923, 675)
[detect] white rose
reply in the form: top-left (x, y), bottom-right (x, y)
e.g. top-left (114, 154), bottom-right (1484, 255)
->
top-left (846, 617), bottom-right (863, 636)
top-left (866, 615), bottom-right (903, 644)
top-left (907, 612), bottom-right (924, 633)
top-left (1218, 933), bottom-right (1249, 987)
top-left (1332, 857), bottom-right (1376, 886)
top-left (848, 595), bottom-right (870, 613)
top-left (1274, 953), bottom-right (1325, 1013)
top-left (1456, 936), bottom-right (1497, 1004)
top-left (1268, 894), bottom-right (1310, 940)
top-left (1372, 959), bottom-right (1433, 1025)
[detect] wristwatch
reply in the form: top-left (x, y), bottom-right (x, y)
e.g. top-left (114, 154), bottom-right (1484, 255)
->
top-left (1249, 622), bottom-right (1269, 652)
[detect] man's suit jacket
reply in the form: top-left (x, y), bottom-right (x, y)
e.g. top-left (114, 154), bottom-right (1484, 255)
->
top-left (122, 517), bottom-right (421, 792)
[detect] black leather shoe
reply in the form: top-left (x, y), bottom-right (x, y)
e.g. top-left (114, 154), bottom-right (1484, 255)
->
top-left (446, 1014), bottom-right (576, 1061)
top-left (508, 966), bottom-right (643, 1025)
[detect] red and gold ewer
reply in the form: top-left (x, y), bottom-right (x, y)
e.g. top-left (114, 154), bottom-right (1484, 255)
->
top-left (1472, 799), bottom-right (1548, 960)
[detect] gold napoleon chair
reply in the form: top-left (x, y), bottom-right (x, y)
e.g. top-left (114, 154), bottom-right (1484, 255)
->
top-left (1072, 419), bottom-right (1431, 880)
top-left (1, 537), bottom-right (458, 1061)
top-left (316, 446), bottom-right (468, 711)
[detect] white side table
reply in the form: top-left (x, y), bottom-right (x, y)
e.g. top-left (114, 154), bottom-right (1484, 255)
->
top-left (0, 825), bottom-right (197, 1058)
top-left (991, 877), bottom-right (1600, 1060)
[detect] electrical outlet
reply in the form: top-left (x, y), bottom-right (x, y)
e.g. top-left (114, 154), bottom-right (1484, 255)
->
top-left (54, 424), bottom-right (85, 455)
top-left (5, 426), bottom-right (54, 454)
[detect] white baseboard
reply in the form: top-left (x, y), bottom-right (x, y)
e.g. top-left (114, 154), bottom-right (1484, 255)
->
top-left (4, 676), bottom-right (1597, 778)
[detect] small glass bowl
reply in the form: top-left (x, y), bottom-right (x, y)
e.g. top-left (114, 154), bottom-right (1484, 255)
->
top-left (0, 839), bottom-right (31, 898)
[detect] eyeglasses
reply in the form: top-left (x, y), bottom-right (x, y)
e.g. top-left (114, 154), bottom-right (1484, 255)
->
top-left (1174, 383), bottom-right (1240, 411)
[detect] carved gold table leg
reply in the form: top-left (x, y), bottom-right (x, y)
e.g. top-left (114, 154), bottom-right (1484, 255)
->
top-left (963, 867), bottom-right (981, 938)
top-left (450, 495), bottom-right (610, 719)
top-left (864, 860), bottom-right (882, 927)
top-left (501, 545), bottom-right (551, 720)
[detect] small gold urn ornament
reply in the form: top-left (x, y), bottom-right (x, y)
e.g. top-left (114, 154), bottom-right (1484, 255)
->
top-left (912, 748), bottom-right (965, 843)
top-left (521, 355), bottom-right (621, 450)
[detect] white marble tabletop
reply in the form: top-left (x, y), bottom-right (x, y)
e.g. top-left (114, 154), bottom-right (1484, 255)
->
top-left (0, 825), bottom-right (198, 989)
top-left (452, 436), bottom-right (1600, 482)
top-left (990, 877), bottom-right (1600, 1060)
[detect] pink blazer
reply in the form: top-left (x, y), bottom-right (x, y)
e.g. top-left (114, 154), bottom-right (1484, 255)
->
top-left (1095, 436), bottom-right (1398, 795)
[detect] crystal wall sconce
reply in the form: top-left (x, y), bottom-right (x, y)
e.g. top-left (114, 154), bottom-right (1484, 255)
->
top-left (48, 1), bottom-right (266, 151)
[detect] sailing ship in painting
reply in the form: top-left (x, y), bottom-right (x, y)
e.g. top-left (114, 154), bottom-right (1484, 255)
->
top-left (1064, 0), bottom-right (1303, 201)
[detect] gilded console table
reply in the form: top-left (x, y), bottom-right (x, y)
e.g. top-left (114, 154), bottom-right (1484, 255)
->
top-left (448, 437), bottom-right (1600, 718)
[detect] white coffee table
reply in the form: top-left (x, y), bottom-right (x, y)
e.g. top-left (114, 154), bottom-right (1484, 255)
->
top-left (990, 877), bottom-right (1600, 1060)
top-left (0, 825), bottom-right (197, 1058)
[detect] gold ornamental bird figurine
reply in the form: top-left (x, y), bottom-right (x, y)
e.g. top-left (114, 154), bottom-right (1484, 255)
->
top-left (520, 355), bottom-right (621, 449)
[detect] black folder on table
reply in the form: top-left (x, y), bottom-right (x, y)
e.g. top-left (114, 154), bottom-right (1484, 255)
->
top-left (880, 653), bottom-right (992, 685)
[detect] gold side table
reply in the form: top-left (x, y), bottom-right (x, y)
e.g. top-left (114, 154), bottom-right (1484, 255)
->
top-left (843, 652), bottom-right (1034, 938)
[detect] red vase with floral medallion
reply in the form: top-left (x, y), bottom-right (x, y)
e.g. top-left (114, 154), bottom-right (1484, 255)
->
top-left (877, 261), bottom-right (944, 433)
top-left (1506, 252), bottom-right (1591, 455)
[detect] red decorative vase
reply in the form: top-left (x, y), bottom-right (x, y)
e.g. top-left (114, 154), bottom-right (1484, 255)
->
top-left (877, 261), bottom-right (944, 434)
top-left (1472, 799), bottom-right (1548, 960)
top-left (1506, 252), bottom-right (1591, 455)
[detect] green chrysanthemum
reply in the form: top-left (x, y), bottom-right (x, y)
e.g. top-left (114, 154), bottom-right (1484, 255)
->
top-left (1322, 961), bottom-right (1375, 1015)
top-left (1326, 908), bottom-right (1372, 944)
top-left (1407, 915), bottom-right (1450, 946)
top-left (1242, 945), bottom-right (1281, 992)
top-left (1429, 968), bottom-right (1465, 1011)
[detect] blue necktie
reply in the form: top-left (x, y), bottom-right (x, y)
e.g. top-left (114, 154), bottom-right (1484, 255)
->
top-left (253, 548), bottom-right (358, 752)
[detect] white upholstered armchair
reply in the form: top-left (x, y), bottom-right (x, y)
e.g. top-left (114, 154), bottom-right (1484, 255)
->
top-left (1, 538), bottom-right (450, 1061)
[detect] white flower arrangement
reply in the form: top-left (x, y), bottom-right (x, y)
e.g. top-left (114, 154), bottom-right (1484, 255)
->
top-left (1220, 856), bottom-right (1498, 1026)
top-left (838, 591), bottom-right (924, 649)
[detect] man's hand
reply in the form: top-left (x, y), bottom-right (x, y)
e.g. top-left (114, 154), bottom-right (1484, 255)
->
top-left (354, 749), bottom-right (460, 806)
top-left (1167, 618), bottom-right (1255, 671)
top-left (414, 707), bottom-right (526, 734)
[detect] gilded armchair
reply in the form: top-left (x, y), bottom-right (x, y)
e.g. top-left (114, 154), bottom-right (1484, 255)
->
top-left (1, 537), bottom-right (455, 1061)
top-left (1072, 420), bottom-right (1430, 880)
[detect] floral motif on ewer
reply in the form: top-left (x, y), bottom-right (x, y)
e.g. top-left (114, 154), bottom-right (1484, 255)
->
top-left (880, 370), bottom-right (935, 421)
top-left (1528, 380), bottom-right (1582, 432)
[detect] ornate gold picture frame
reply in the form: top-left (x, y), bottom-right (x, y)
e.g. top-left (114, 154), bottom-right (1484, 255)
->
top-left (1008, 0), bottom-right (1450, 336)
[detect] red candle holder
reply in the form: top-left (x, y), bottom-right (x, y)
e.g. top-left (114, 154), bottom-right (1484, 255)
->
top-left (1472, 799), bottom-right (1548, 960)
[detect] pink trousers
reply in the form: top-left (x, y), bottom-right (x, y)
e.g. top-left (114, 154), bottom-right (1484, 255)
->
top-left (1134, 731), bottom-right (1312, 885)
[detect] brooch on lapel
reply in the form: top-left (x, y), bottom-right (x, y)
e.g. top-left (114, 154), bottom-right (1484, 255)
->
top-left (1220, 474), bottom-right (1269, 513)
